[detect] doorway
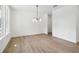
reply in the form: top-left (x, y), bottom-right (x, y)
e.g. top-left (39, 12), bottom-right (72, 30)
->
top-left (48, 14), bottom-right (52, 35)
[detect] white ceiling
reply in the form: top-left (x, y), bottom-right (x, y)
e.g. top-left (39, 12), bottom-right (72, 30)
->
top-left (10, 5), bottom-right (53, 15)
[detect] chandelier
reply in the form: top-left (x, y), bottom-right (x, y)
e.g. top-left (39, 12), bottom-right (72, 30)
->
top-left (33, 5), bottom-right (42, 23)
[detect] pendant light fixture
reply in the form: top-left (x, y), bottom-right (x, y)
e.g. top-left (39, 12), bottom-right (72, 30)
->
top-left (33, 5), bottom-right (42, 23)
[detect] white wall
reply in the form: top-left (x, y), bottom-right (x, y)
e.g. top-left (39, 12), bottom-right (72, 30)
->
top-left (76, 6), bottom-right (79, 42)
top-left (0, 34), bottom-right (11, 52)
top-left (48, 15), bottom-right (52, 32)
top-left (11, 10), bottom-right (48, 37)
top-left (53, 6), bottom-right (77, 43)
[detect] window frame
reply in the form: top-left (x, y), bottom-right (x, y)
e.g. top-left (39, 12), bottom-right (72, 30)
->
top-left (0, 5), bottom-right (10, 40)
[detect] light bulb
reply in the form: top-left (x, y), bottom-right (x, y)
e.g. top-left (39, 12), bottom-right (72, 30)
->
top-left (32, 17), bottom-right (42, 23)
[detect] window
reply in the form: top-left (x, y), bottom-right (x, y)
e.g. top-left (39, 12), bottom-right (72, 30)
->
top-left (0, 5), bottom-right (2, 37)
top-left (0, 6), bottom-right (1, 28)
top-left (0, 5), bottom-right (10, 40)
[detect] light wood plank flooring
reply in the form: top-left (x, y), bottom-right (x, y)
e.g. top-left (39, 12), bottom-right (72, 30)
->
top-left (3, 34), bottom-right (79, 53)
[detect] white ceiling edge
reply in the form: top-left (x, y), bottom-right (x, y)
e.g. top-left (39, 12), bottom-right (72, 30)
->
top-left (53, 5), bottom-right (65, 11)
top-left (10, 5), bottom-right (53, 15)
top-left (10, 5), bottom-right (66, 15)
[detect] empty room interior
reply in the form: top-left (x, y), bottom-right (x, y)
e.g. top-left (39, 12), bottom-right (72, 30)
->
top-left (0, 5), bottom-right (79, 53)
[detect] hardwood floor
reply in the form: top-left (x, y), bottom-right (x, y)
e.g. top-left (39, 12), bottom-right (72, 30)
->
top-left (3, 34), bottom-right (79, 53)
